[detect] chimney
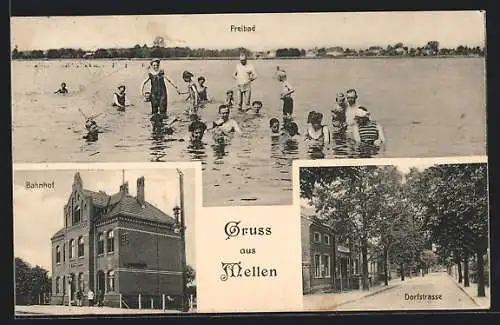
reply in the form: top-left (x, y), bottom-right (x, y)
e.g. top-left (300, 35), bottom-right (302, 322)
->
top-left (119, 182), bottom-right (129, 194)
top-left (136, 177), bottom-right (145, 205)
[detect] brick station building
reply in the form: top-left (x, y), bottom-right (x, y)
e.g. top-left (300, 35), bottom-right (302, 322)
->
top-left (50, 173), bottom-right (185, 308)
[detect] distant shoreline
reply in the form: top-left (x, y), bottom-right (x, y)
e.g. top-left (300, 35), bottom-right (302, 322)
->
top-left (11, 55), bottom-right (484, 61)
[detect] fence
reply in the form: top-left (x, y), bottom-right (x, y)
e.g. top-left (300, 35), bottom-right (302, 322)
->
top-left (119, 293), bottom-right (196, 312)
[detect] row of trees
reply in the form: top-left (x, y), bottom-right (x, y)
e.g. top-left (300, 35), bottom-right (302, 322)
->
top-left (11, 40), bottom-right (484, 60)
top-left (300, 163), bottom-right (488, 297)
top-left (15, 257), bottom-right (51, 305)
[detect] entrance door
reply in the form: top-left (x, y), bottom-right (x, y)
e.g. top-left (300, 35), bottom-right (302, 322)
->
top-left (70, 273), bottom-right (76, 302)
top-left (96, 271), bottom-right (105, 293)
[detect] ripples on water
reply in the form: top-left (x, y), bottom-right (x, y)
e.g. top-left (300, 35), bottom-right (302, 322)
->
top-left (12, 59), bottom-right (486, 206)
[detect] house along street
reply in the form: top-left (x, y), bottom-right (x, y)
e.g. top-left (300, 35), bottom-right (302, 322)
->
top-left (335, 272), bottom-right (481, 311)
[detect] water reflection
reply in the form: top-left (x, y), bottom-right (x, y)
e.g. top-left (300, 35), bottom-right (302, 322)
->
top-left (307, 144), bottom-right (325, 159)
top-left (149, 117), bottom-right (175, 162)
top-left (270, 135), bottom-right (286, 169)
top-left (351, 142), bottom-right (380, 158)
top-left (187, 140), bottom-right (208, 161)
top-left (212, 141), bottom-right (228, 161)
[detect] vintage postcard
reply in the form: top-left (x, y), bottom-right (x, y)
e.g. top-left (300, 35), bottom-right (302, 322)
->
top-left (10, 10), bottom-right (490, 316)
top-left (10, 11), bottom-right (486, 207)
top-left (294, 156), bottom-right (490, 311)
top-left (13, 162), bottom-right (201, 316)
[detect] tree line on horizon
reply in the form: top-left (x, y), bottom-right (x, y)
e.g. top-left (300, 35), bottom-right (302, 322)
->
top-left (300, 163), bottom-right (489, 297)
top-left (11, 40), bottom-right (484, 60)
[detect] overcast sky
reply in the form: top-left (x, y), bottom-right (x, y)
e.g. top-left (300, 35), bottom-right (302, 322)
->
top-left (13, 168), bottom-right (196, 274)
top-left (11, 11), bottom-right (485, 51)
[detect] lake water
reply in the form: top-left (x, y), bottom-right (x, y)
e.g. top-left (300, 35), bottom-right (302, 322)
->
top-left (11, 58), bottom-right (486, 206)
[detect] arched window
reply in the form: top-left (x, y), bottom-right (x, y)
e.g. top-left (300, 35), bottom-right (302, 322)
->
top-left (107, 230), bottom-right (114, 253)
top-left (97, 233), bottom-right (105, 255)
top-left (73, 205), bottom-right (81, 224)
top-left (55, 245), bottom-right (61, 264)
top-left (78, 272), bottom-right (84, 291)
top-left (78, 236), bottom-right (84, 257)
top-left (107, 270), bottom-right (115, 292)
top-left (69, 239), bottom-right (75, 259)
top-left (55, 276), bottom-right (60, 294)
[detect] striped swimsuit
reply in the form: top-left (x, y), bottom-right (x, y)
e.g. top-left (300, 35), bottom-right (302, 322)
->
top-left (358, 121), bottom-right (380, 145)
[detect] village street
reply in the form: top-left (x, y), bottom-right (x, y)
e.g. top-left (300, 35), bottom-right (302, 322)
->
top-left (335, 272), bottom-right (481, 311)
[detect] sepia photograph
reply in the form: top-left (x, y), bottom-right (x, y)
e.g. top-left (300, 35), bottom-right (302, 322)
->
top-left (296, 157), bottom-right (490, 311)
top-left (10, 11), bottom-right (486, 207)
top-left (13, 164), bottom-right (199, 316)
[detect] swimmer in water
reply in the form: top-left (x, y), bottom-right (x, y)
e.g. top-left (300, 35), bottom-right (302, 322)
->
top-left (112, 84), bottom-right (130, 111)
top-left (283, 121), bottom-right (300, 139)
top-left (196, 76), bottom-right (209, 103)
top-left (304, 111), bottom-right (331, 146)
top-left (140, 58), bottom-right (179, 117)
top-left (331, 92), bottom-right (348, 142)
top-left (54, 82), bottom-right (68, 94)
top-left (351, 106), bottom-right (386, 151)
top-left (269, 118), bottom-right (280, 135)
top-left (225, 89), bottom-right (235, 108)
top-left (178, 71), bottom-right (200, 114)
top-left (83, 119), bottom-right (99, 142)
top-left (211, 105), bottom-right (242, 144)
top-left (188, 119), bottom-right (208, 143)
top-left (246, 100), bottom-right (263, 113)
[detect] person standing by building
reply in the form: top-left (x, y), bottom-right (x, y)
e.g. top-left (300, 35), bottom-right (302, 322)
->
top-left (233, 53), bottom-right (257, 111)
top-left (76, 290), bottom-right (83, 306)
top-left (87, 289), bottom-right (94, 307)
top-left (98, 289), bottom-right (105, 307)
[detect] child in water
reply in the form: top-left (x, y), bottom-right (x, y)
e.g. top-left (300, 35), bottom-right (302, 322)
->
top-left (54, 82), bottom-right (68, 94)
top-left (196, 76), bottom-right (209, 102)
top-left (179, 71), bottom-right (200, 114)
top-left (83, 119), bottom-right (99, 142)
top-left (112, 85), bottom-right (129, 111)
top-left (269, 118), bottom-right (280, 135)
top-left (283, 121), bottom-right (300, 139)
top-left (225, 90), bottom-right (235, 108)
top-left (246, 100), bottom-right (263, 113)
top-left (304, 111), bottom-right (331, 146)
top-left (188, 119), bottom-right (208, 143)
top-left (277, 71), bottom-right (295, 118)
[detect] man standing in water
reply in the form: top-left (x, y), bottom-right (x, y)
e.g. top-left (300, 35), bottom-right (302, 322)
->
top-left (233, 53), bottom-right (257, 111)
top-left (345, 88), bottom-right (363, 139)
top-left (331, 92), bottom-right (348, 142)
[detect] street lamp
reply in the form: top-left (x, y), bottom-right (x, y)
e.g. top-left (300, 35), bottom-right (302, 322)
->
top-left (175, 169), bottom-right (188, 312)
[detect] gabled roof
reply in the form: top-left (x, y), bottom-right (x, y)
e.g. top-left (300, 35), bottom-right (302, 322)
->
top-left (82, 189), bottom-right (109, 207)
top-left (104, 194), bottom-right (176, 225)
